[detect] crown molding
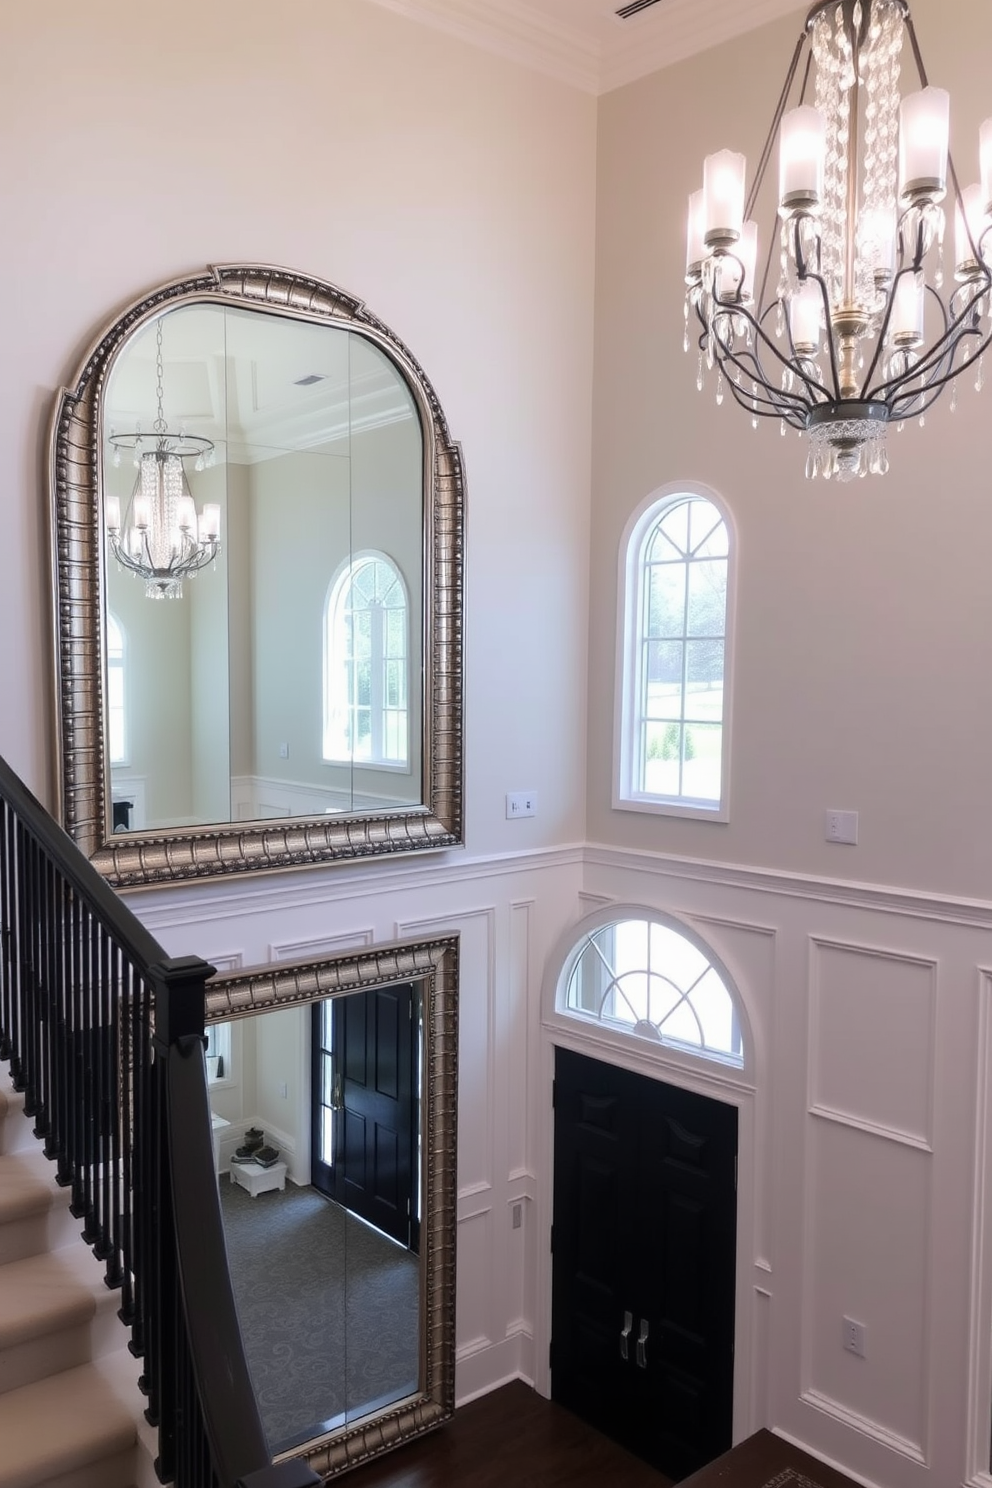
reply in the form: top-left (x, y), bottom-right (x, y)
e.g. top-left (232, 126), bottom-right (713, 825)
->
top-left (601, 0), bottom-right (810, 93)
top-left (363, 0), bottom-right (810, 95)
top-left (364, 0), bottom-right (601, 93)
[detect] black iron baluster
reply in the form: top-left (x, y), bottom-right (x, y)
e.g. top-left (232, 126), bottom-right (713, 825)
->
top-left (52, 876), bottom-right (72, 1186)
top-left (118, 958), bottom-right (136, 1326)
top-left (105, 936), bottom-right (124, 1288)
top-left (41, 856), bottom-right (59, 1160)
top-left (93, 921), bottom-right (113, 1265)
top-left (0, 798), bottom-right (11, 1060)
top-left (67, 889), bottom-right (85, 1214)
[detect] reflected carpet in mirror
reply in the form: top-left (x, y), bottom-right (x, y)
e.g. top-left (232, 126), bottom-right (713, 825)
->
top-left (219, 1179), bottom-right (419, 1454)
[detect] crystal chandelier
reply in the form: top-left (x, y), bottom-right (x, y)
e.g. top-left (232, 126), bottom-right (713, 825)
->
top-left (684, 0), bottom-right (992, 481)
top-left (105, 318), bottom-right (221, 598)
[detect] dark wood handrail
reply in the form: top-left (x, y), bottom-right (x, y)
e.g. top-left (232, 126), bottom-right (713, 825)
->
top-left (0, 752), bottom-right (162, 969)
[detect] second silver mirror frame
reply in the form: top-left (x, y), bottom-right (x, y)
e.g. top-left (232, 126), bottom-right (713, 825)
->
top-left (50, 264), bottom-right (464, 887)
top-left (205, 934), bottom-right (457, 1476)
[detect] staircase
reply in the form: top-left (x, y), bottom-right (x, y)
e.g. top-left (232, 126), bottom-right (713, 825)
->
top-left (0, 1068), bottom-right (155, 1488)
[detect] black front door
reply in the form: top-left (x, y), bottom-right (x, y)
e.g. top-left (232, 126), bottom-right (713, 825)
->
top-left (311, 985), bottom-right (418, 1250)
top-left (551, 1046), bottom-right (737, 1481)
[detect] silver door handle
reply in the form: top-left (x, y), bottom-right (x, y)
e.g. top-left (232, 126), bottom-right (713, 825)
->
top-left (637, 1318), bottom-right (649, 1369)
top-left (620, 1310), bottom-right (632, 1362)
top-left (331, 1071), bottom-right (343, 1110)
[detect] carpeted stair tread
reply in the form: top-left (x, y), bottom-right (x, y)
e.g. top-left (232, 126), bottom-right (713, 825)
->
top-left (0, 1360), bottom-right (136, 1488)
top-left (0, 1150), bottom-right (57, 1225)
top-left (0, 1251), bottom-right (96, 1351)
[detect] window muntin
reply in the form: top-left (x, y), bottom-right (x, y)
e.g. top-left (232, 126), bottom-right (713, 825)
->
top-left (563, 917), bottom-right (743, 1067)
top-left (205, 1022), bottom-right (232, 1084)
top-left (107, 612), bottom-right (127, 765)
top-left (323, 554), bottom-right (409, 768)
top-left (619, 489), bottom-right (731, 817)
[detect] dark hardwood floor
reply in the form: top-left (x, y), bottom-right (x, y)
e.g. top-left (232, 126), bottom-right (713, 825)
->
top-left (339, 1383), bottom-right (868, 1488)
top-left (341, 1380), bottom-right (674, 1487)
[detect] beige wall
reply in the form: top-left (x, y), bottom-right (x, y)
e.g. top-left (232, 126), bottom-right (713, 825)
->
top-left (1, 0), bottom-right (596, 857)
top-left (11, 1), bottom-right (992, 1484)
top-left (0, 0), bottom-right (596, 1439)
top-left (588, 0), bottom-right (992, 899)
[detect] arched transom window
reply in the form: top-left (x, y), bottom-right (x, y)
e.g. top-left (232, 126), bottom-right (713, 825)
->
top-left (323, 553), bottom-right (409, 768)
top-left (560, 915), bottom-right (743, 1067)
top-left (617, 487), bottom-right (733, 819)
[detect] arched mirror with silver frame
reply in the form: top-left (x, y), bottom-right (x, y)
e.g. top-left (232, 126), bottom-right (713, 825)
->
top-left (50, 265), bottom-right (464, 887)
top-left (204, 935), bottom-right (457, 1476)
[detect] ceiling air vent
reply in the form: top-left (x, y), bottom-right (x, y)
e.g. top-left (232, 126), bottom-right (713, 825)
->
top-left (615, 0), bottom-right (664, 17)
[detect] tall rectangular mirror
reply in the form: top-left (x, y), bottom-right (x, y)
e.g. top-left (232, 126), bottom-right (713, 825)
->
top-left (203, 935), bottom-right (457, 1476)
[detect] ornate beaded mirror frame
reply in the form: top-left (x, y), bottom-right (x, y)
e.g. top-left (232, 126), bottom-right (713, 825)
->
top-left (50, 264), bottom-right (464, 887)
top-left (205, 934), bottom-right (457, 1476)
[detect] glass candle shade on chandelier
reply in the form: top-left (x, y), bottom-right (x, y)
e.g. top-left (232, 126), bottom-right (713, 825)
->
top-left (105, 318), bottom-right (220, 598)
top-left (684, 0), bottom-right (992, 481)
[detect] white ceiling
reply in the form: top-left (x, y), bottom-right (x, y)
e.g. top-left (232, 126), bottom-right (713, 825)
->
top-left (364, 0), bottom-right (810, 94)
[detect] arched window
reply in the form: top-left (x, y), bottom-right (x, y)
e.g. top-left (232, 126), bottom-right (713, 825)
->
top-left (107, 611), bottom-right (127, 765)
top-left (323, 553), bottom-right (409, 768)
top-left (616, 485), bottom-right (734, 819)
top-left (558, 913), bottom-right (744, 1068)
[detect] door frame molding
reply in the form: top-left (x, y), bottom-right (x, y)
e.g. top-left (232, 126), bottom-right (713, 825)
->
top-left (536, 904), bottom-right (763, 1449)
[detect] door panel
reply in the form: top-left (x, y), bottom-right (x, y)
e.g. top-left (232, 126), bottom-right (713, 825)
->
top-left (311, 985), bottom-right (417, 1249)
top-left (552, 1046), bottom-right (737, 1481)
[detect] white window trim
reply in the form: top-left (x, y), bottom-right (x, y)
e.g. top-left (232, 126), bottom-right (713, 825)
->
top-left (322, 549), bottom-right (412, 774)
top-left (106, 610), bottom-right (128, 768)
top-left (613, 479), bottom-right (736, 823)
top-left (205, 1020), bottom-right (237, 1091)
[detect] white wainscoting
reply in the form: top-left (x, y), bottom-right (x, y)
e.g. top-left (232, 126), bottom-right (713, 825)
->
top-left (124, 839), bottom-right (992, 1488)
top-left (579, 843), bottom-right (992, 1488)
top-left (124, 844), bottom-right (584, 1416)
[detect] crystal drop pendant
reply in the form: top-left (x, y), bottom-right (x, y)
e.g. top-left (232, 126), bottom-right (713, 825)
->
top-left (716, 371), bottom-right (724, 406)
top-left (696, 350), bottom-right (704, 393)
top-left (977, 356), bottom-right (985, 393)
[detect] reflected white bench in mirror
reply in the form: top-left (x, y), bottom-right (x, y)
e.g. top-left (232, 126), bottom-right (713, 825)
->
top-left (230, 1159), bottom-right (288, 1198)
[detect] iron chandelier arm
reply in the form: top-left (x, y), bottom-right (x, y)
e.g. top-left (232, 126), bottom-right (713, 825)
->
top-left (701, 315), bottom-right (821, 426)
top-left (719, 363), bottom-right (809, 428)
top-left (885, 327), bottom-right (991, 419)
top-left (703, 283), bottom-right (834, 409)
top-left (866, 274), bottom-right (992, 407)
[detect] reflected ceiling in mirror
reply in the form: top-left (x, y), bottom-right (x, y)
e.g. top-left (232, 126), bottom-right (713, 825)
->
top-left (51, 265), bottom-right (464, 886)
top-left (204, 934), bottom-right (456, 1477)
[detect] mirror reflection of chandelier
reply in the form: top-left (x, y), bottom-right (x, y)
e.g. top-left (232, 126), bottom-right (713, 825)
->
top-left (685, 0), bottom-right (992, 481)
top-left (105, 318), bottom-right (221, 598)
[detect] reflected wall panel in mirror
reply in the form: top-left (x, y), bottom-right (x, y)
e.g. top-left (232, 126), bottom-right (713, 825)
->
top-left (204, 935), bottom-right (457, 1476)
top-left (51, 265), bottom-right (463, 885)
